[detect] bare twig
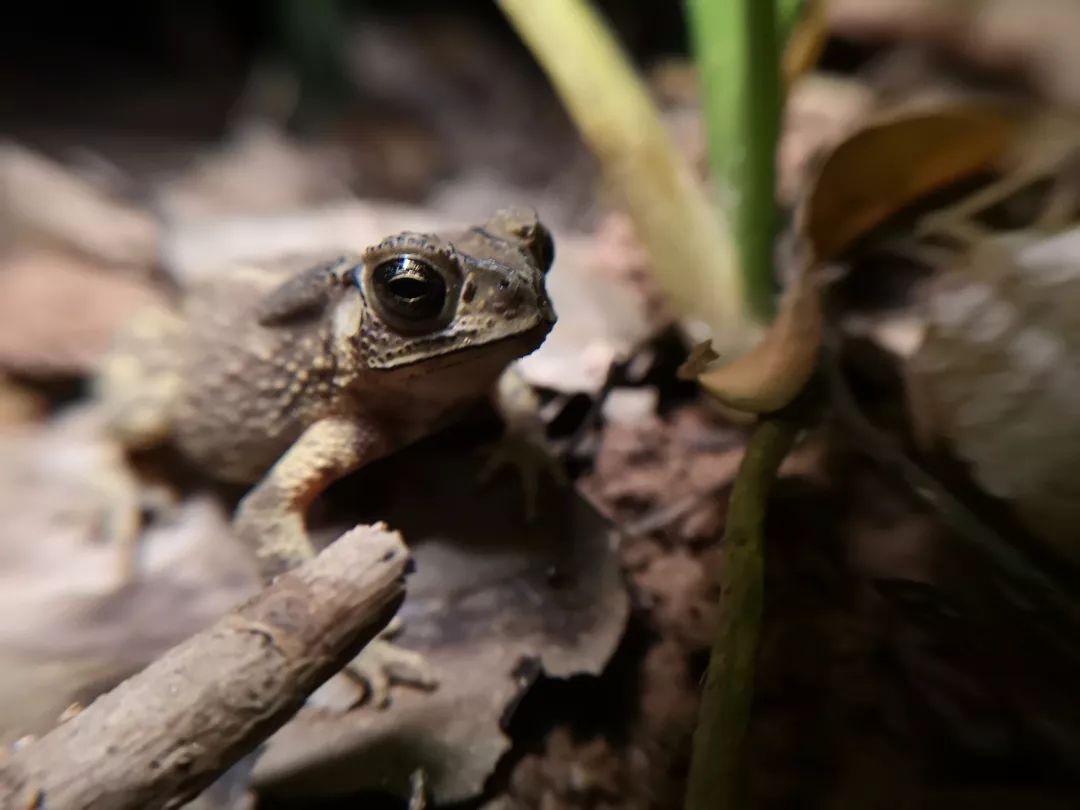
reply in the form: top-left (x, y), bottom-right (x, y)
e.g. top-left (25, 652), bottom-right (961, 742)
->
top-left (0, 523), bottom-right (410, 810)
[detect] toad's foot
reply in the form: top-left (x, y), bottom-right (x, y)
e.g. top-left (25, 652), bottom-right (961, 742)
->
top-left (346, 631), bottom-right (437, 708)
top-left (484, 366), bottom-right (567, 520)
top-left (307, 621), bottom-right (438, 711)
top-left (477, 431), bottom-right (567, 521)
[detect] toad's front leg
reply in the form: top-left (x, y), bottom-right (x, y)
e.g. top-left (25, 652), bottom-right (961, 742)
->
top-left (234, 415), bottom-right (436, 707)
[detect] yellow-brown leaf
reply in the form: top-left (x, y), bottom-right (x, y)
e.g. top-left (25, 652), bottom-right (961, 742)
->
top-left (804, 106), bottom-right (1017, 262)
top-left (679, 261), bottom-right (821, 414)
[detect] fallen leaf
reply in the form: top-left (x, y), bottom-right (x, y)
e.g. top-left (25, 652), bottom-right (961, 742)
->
top-left (906, 230), bottom-right (1080, 567)
top-left (678, 258), bottom-right (821, 414)
top-left (0, 249), bottom-right (165, 377)
top-left (0, 142), bottom-right (159, 270)
top-left (0, 409), bottom-right (256, 742)
top-left (676, 341), bottom-right (720, 380)
top-left (0, 403), bottom-right (626, 805)
top-left (253, 431), bottom-right (628, 804)
top-left (804, 105), bottom-right (1017, 262)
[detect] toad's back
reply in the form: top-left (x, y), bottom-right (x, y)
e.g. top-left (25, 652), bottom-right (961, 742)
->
top-left (98, 208), bottom-right (556, 500)
top-left (172, 268), bottom-right (348, 483)
top-left (95, 209), bottom-right (557, 703)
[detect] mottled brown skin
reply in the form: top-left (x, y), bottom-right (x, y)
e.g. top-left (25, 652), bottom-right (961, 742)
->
top-left (96, 209), bottom-right (556, 703)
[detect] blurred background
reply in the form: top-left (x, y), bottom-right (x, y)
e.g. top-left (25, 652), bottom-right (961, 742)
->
top-left (2, 1), bottom-right (1080, 808)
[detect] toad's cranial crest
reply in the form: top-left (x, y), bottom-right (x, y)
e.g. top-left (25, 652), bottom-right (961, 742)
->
top-left (94, 207), bottom-right (557, 707)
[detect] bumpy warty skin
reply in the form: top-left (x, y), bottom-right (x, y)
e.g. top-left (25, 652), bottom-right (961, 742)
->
top-left (172, 266), bottom-right (355, 483)
top-left (98, 208), bottom-right (557, 485)
top-left (94, 209), bottom-right (557, 698)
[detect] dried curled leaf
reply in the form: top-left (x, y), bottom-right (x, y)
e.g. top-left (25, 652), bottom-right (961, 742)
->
top-left (804, 105), bottom-right (1017, 262)
top-left (692, 104), bottom-right (1020, 415)
top-left (907, 231), bottom-right (1080, 566)
top-left (678, 263), bottom-right (821, 414)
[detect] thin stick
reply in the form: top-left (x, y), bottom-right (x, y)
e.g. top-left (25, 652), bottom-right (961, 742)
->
top-left (0, 524), bottom-right (410, 810)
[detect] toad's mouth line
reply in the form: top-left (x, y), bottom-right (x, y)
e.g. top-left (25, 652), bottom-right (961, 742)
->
top-left (369, 317), bottom-right (555, 373)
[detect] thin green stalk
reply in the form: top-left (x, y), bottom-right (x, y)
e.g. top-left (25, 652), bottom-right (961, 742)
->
top-left (499, 0), bottom-right (752, 351)
top-left (684, 416), bottom-right (798, 810)
top-left (686, 0), bottom-right (783, 321)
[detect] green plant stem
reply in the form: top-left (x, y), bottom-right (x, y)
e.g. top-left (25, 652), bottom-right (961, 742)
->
top-left (686, 0), bottom-right (782, 321)
top-left (498, 0), bottom-right (751, 350)
top-left (684, 416), bottom-right (799, 810)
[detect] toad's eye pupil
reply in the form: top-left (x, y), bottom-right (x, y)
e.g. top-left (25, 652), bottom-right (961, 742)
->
top-left (371, 257), bottom-right (447, 322)
top-left (387, 276), bottom-right (429, 300)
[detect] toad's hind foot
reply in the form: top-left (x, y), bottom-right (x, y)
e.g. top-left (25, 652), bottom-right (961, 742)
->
top-left (346, 635), bottom-right (438, 708)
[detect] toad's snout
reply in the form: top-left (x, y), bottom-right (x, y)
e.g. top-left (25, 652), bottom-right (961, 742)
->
top-left (491, 275), bottom-right (556, 330)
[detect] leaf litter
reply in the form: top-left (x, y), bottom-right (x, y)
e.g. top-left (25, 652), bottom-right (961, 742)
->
top-left (3, 5), bottom-right (1080, 808)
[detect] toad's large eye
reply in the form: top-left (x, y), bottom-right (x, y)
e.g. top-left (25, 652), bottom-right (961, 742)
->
top-left (370, 256), bottom-right (447, 324)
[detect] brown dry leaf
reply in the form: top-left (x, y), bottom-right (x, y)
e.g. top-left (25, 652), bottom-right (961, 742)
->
top-left (679, 101), bottom-right (1004, 416)
top-left (906, 230), bottom-right (1080, 567)
top-left (0, 409), bottom-right (256, 742)
top-left (804, 105), bottom-right (1017, 262)
top-left (678, 259), bottom-right (821, 414)
top-left (0, 143), bottom-right (159, 270)
top-left (0, 249), bottom-right (165, 377)
top-left (254, 433), bottom-right (628, 804)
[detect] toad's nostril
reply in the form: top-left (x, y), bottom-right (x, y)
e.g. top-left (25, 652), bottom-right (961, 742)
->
top-left (462, 279), bottom-right (477, 303)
